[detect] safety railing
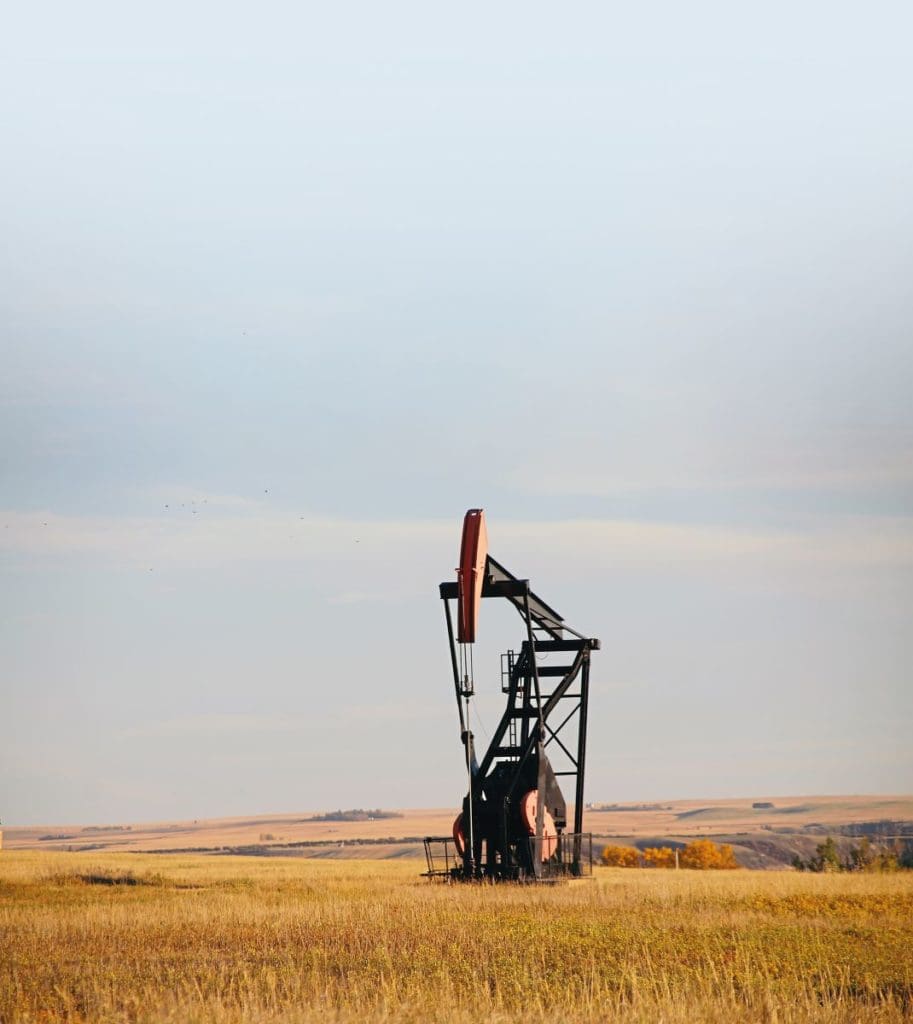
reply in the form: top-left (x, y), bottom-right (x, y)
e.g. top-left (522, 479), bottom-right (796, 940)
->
top-left (528, 832), bottom-right (593, 879)
top-left (423, 836), bottom-right (459, 880)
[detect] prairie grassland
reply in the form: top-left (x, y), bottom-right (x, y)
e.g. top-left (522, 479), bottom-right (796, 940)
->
top-left (1, 852), bottom-right (911, 1023)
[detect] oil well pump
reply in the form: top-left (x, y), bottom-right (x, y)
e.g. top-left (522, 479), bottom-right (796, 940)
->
top-left (424, 509), bottom-right (600, 881)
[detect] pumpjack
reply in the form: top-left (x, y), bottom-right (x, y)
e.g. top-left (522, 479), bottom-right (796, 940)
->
top-left (424, 510), bottom-right (600, 881)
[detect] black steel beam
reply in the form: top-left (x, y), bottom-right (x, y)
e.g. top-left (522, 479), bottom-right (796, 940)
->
top-left (438, 579), bottom-right (530, 601)
top-left (574, 655), bottom-right (591, 837)
top-left (533, 639), bottom-right (600, 652)
top-left (489, 555), bottom-right (568, 640)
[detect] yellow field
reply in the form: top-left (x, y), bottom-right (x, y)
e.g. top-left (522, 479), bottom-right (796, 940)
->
top-left (1, 851), bottom-right (911, 1023)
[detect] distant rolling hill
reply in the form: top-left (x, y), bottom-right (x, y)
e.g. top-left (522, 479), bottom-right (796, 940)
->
top-left (5, 795), bottom-right (912, 868)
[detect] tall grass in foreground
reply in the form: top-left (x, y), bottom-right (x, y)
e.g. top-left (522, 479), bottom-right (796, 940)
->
top-left (1, 851), bottom-right (911, 1022)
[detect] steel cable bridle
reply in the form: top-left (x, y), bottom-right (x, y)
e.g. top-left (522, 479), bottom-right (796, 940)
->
top-left (457, 640), bottom-right (476, 875)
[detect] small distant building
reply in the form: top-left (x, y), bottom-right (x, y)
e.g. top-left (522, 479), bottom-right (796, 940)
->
top-left (752, 802), bottom-right (775, 810)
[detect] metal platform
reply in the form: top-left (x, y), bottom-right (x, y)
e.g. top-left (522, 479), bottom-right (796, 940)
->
top-left (424, 833), bottom-right (593, 882)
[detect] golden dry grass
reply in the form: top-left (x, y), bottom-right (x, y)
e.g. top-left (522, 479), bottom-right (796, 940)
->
top-left (1, 851), bottom-right (911, 1023)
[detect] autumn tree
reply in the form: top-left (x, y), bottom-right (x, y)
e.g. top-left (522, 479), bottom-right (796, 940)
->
top-left (679, 839), bottom-right (740, 870)
top-left (819, 837), bottom-right (912, 872)
top-left (643, 846), bottom-right (677, 868)
top-left (601, 845), bottom-right (641, 867)
top-left (848, 836), bottom-right (876, 871)
top-left (814, 837), bottom-right (842, 873)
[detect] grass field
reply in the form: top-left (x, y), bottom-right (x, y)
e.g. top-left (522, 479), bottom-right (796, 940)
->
top-left (2, 851), bottom-right (911, 1023)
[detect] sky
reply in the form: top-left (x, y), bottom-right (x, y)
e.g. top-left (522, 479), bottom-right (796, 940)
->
top-left (1, 2), bottom-right (911, 825)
